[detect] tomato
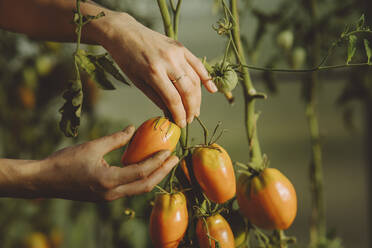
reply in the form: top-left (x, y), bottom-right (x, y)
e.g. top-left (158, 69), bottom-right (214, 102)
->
top-left (192, 143), bottom-right (236, 203)
top-left (121, 117), bottom-right (181, 165)
top-left (196, 214), bottom-right (235, 248)
top-left (180, 159), bottom-right (191, 182)
top-left (236, 168), bottom-right (297, 230)
top-left (25, 232), bottom-right (50, 248)
top-left (18, 86), bottom-right (36, 110)
top-left (149, 192), bottom-right (188, 248)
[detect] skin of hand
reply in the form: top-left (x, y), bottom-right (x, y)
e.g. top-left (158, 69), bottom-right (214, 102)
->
top-left (0, 126), bottom-right (179, 202)
top-left (0, 0), bottom-right (218, 127)
top-left (98, 12), bottom-right (218, 127)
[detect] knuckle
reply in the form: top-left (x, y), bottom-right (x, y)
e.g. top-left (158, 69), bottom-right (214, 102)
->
top-left (135, 165), bottom-right (147, 179)
top-left (98, 176), bottom-right (113, 190)
top-left (102, 192), bottom-right (116, 202)
top-left (147, 62), bottom-right (162, 76)
top-left (182, 87), bottom-right (194, 99)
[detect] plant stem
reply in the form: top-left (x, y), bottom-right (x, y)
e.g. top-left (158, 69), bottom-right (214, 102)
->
top-left (157, 0), bottom-right (175, 38)
top-left (307, 0), bottom-right (326, 246)
top-left (172, 0), bottom-right (182, 40)
top-left (241, 62), bottom-right (371, 73)
top-left (230, 0), bottom-right (262, 165)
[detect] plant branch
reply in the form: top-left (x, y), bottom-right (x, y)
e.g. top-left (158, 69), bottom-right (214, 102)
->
top-left (157, 0), bottom-right (175, 38)
top-left (229, 0), bottom-right (263, 165)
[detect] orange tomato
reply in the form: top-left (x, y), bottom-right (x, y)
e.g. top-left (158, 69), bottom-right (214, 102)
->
top-left (192, 144), bottom-right (236, 203)
top-left (149, 192), bottom-right (188, 248)
top-left (236, 168), bottom-right (297, 230)
top-left (180, 159), bottom-right (191, 182)
top-left (18, 86), bottom-right (36, 109)
top-left (196, 214), bottom-right (235, 248)
top-left (121, 117), bottom-right (181, 165)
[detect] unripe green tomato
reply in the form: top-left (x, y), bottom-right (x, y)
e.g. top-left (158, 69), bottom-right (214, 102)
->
top-left (277, 30), bottom-right (293, 51)
top-left (292, 47), bottom-right (306, 69)
top-left (215, 67), bottom-right (238, 94)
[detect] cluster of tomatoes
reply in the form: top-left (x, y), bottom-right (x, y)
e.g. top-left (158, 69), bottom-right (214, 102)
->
top-left (121, 117), bottom-right (297, 248)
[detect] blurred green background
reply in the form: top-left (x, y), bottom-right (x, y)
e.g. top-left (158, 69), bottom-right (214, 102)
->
top-left (0, 0), bottom-right (370, 247)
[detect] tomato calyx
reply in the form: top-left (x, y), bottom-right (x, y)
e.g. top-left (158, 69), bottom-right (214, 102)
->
top-left (235, 154), bottom-right (270, 179)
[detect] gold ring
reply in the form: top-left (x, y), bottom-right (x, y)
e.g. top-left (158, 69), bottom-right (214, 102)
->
top-left (171, 74), bottom-right (186, 84)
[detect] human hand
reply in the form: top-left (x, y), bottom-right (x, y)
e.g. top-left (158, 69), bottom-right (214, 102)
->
top-left (99, 13), bottom-right (218, 127)
top-left (30, 126), bottom-right (179, 202)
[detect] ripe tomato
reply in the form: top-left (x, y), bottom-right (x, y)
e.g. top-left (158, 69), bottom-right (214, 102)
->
top-left (196, 214), bottom-right (235, 248)
top-left (149, 192), bottom-right (188, 248)
top-left (236, 168), bottom-right (297, 230)
top-left (180, 159), bottom-right (191, 182)
top-left (121, 117), bottom-right (181, 165)
top-left (192, 144), bottom-right (236, 203)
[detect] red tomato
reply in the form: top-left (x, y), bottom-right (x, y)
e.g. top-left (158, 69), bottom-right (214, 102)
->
top-left (192, 143), bottom-right (236, 203)
top-left (121, 117), bottom-right (181, 165)
top-left (236, 168), bottom-right (297, 230)
top-left (149, 192), bottom-right (188, 248)
top-left (196, 214), bottom-right (235, 248)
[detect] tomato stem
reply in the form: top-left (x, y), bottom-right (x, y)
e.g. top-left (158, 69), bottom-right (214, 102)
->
top-left (228, 0), bottom-right (263, 166)
top-left (195, 116), bottom-right (209, 145)
top-left (306, 0), bottom-right (327, 246)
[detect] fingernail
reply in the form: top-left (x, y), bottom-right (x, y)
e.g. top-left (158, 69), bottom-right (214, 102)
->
top-left (170, 156), bottom-right (179, 166)
top-left (208, 80), bottom-right (218, 93)
top-left (123, 125), bottom-right (135, 133)
top-left (180, 119), bottom-right (187, 128)
top-left (187, 116), bottom-right (194, 124)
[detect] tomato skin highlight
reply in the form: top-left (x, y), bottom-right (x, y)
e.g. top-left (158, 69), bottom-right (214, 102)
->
top-left (149, 192), bottom-right (188, 248)
top-left (237, 168), bottom-right (297, 230)
top-left (192, 144), bottom-right (236, 203)
top-left (196, 214), bottom-right (235, 248)
top-left (121, 117), bottom-right (181, 165)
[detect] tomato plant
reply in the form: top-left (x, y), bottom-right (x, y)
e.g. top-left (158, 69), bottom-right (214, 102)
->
top-left (192, 143), bottom-right (236, 203)
top-left (121, 117), bottom-right (181, 165)
top-left (149, 192), bottom-right (188, 248)
top-left (196, 214), bottom-right (235, 248)
top-left (237, 168), bottom-right (297, 230)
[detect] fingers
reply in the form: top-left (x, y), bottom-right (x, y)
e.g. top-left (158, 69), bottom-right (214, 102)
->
top-left (105, 155), bottom-right (179, 201)
top-left (184, 49), bottom-right (218, 93)
top-left (169, 64), bottom-right (201, 123)
top-left (104, 150), bottom-right (171, 186)
top-left (150, 70), bottom-right (187, 127)
top-left (90, 125), bottom-right (135, 155)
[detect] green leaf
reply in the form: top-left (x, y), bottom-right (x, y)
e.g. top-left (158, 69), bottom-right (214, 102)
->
top-left (59, 80), bottom-right (83, 137)
top-left (364, 39), bottom-right (372, 64)
top-left (73, 12), bottom-right (79, 24)
top-left (75, 50), bottom-right (116, 90)
top-left (89, 54), bottom-right (130, 86)
top-left (346, 35), bottom-right (357, 64)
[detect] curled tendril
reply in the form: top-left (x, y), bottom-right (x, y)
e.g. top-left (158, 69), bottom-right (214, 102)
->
top-left (212, 18), bottom-right (233, 35)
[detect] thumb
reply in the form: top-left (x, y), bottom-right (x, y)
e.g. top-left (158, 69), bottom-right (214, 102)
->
top-left (92, 125), bottom-right (135, 155)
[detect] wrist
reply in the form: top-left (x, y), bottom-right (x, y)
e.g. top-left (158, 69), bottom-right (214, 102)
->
top-left (85, 10), bottom-right (137, 47)
top-left (0, 159), bottom-right (44, 198)
top-left (95, 12), bottom-right (139, 49)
